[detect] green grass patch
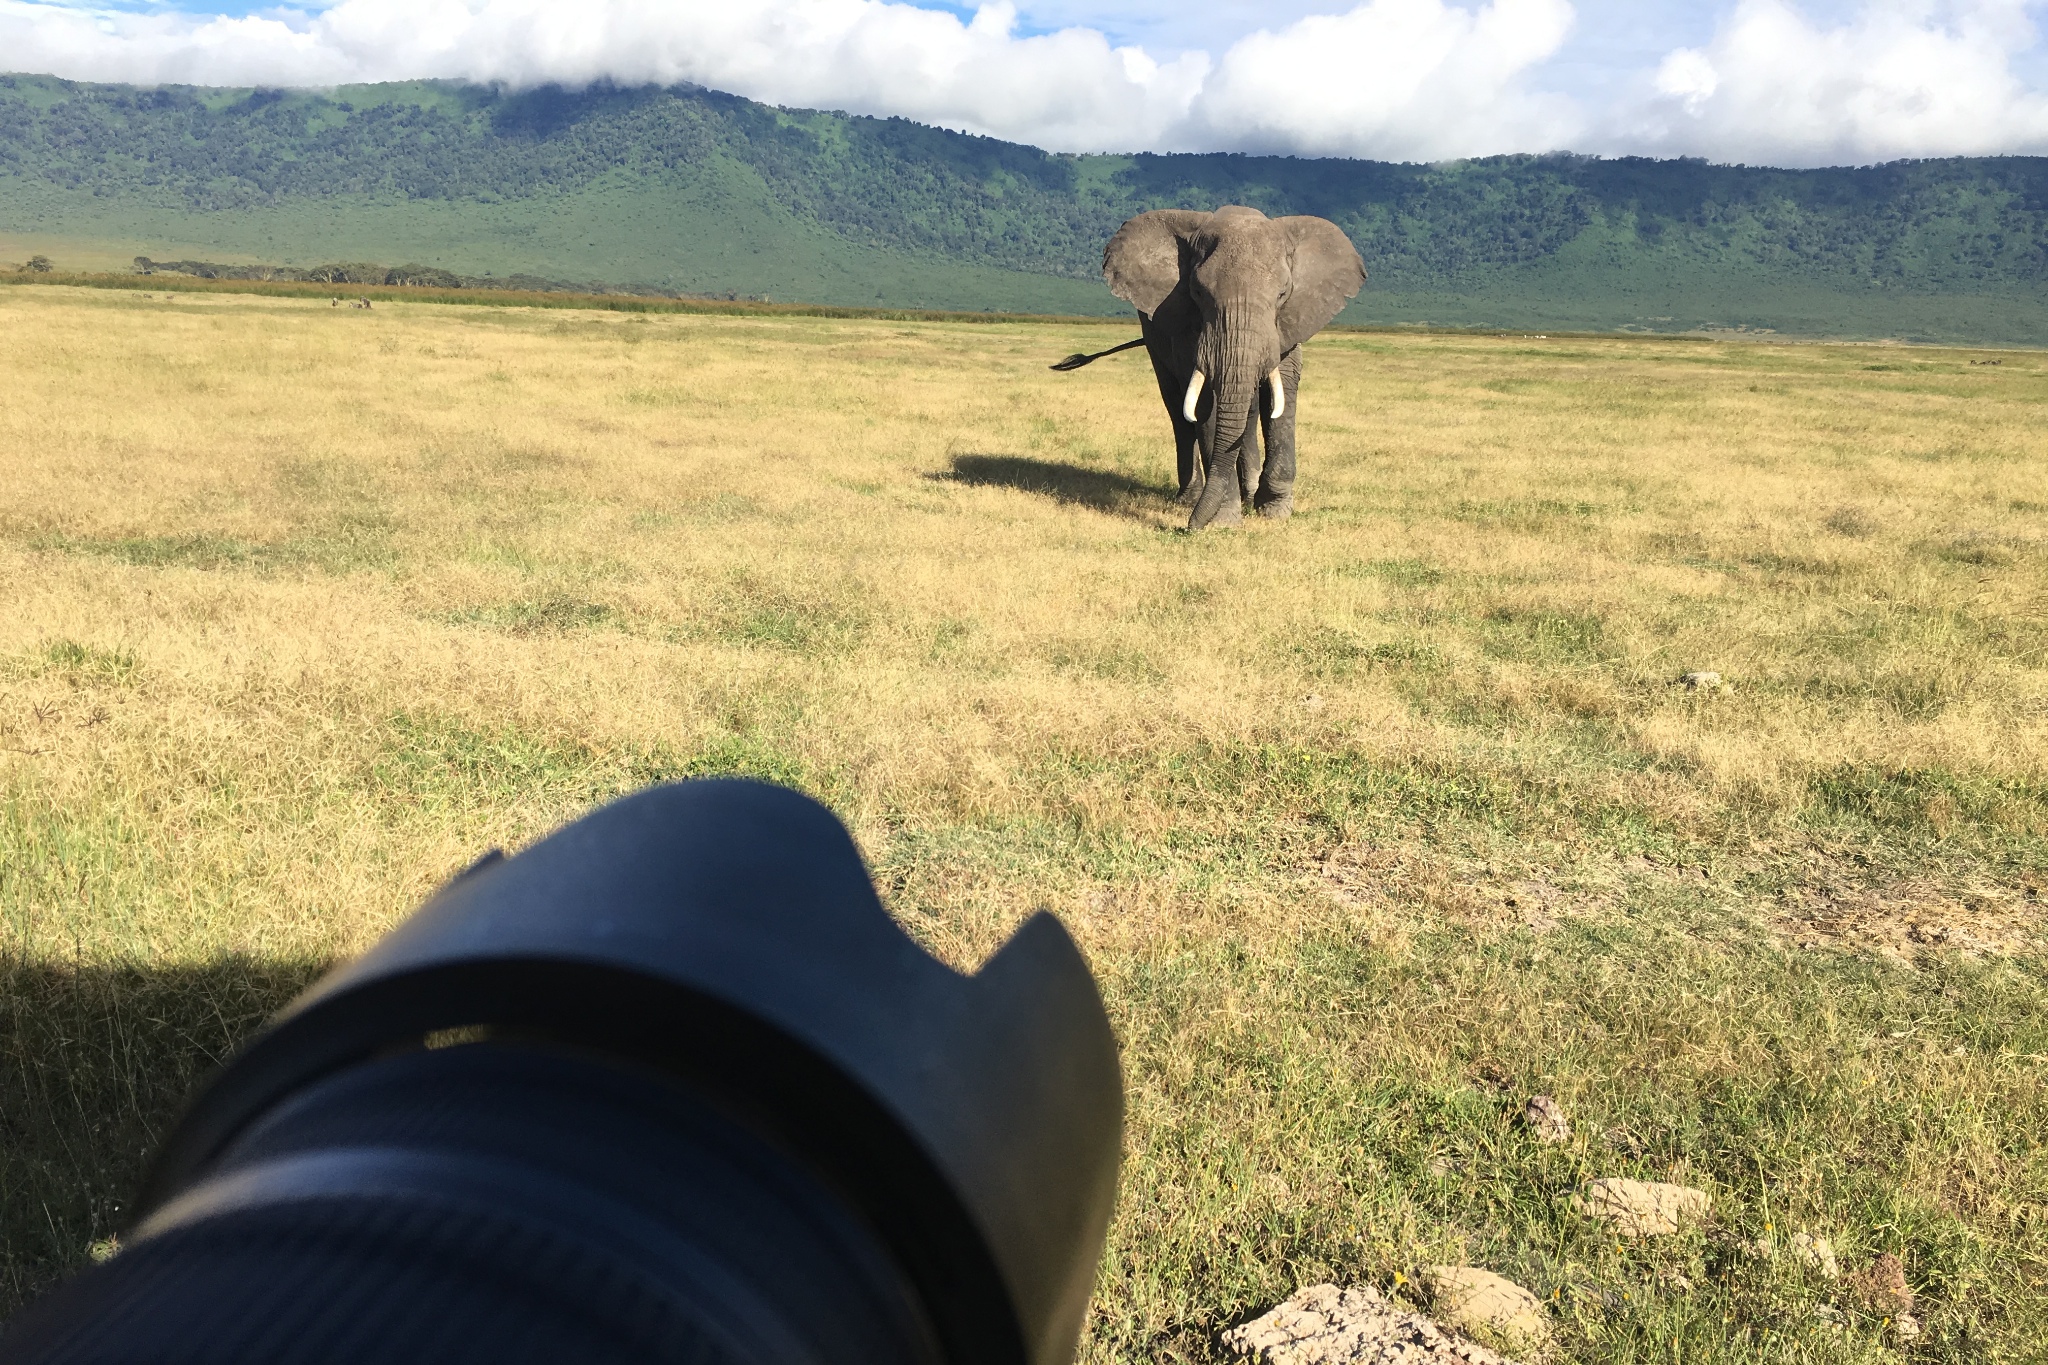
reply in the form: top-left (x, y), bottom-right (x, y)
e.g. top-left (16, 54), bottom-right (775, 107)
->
top-left (1344, 557), bottom-right (1448, 589)
top-left (1805, 765), bottom-right (2048, 843)
top-left (1480, 609), bottom-right (1609, 663)
top-left (13, 640), bottom-right (140, 685)
top-left (1052, 642), bottom-right (1166, 683)
top-left (34, 521), bottom-right (395, 576)
top-left (370, 712), bottom-right (819, 816)
top-left (711, 578), bottom-right (868, 654)
top-left (1454, 499), bottom-right (1613, 531)
top-left (442, 595), bottom-right (624, 636)
top-left (1294, 628), bottom-right (1446, 678)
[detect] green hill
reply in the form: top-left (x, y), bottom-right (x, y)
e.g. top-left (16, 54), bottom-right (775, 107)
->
top-left (4, 74), bottom-right (2047, 342)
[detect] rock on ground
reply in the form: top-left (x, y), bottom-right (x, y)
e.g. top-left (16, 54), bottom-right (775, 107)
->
top-left (1421, 1267), bottom-right (1551, 1357)
top-left (1222, 1283), bottom-right (1517, 1365)
top-left (1522, 1095), bottom-right (1570, 1144)
top-left (1790, 1232), bottom-right (1839, 1279)
top-left (1572, 1178), bottom-right (1711, 1235)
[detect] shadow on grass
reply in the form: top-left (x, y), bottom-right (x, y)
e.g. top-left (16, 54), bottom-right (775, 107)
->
top-left (935, 453), bottom-right (1167, 518)
top-left (0, 956), bottom-right (328, 1319)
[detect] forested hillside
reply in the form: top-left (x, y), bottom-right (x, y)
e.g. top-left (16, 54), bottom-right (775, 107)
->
top-left (5, 74), bottom-right (2047, 340)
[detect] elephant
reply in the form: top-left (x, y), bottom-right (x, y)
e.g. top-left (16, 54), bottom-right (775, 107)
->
top-left (1056, 206), bottom-right (1365, 529)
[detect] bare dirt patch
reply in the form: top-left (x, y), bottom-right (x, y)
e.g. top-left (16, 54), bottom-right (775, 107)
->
top-left (1777, 873), bottom-right (2043, 958)
top-left (1319, 844), bottom-right (1592, 934)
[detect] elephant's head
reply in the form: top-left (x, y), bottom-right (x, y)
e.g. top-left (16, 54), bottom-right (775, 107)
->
top-left (1103, 205), bottom-right (1365, 472)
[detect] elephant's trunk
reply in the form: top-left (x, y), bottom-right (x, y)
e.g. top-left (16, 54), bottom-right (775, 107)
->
top-left (1201, 316), bottom-right (1271, 474)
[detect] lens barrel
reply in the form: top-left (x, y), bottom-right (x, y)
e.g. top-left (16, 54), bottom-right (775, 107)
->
top-left (2, 780), bottom-right (1123, 1365)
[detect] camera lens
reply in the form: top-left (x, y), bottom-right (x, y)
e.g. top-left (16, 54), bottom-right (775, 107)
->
top-left (2, 781), bottom-right (1121, 1365)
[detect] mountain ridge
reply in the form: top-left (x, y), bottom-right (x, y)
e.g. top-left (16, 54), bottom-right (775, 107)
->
top-left (4, 73), bottom-right (2046, 342)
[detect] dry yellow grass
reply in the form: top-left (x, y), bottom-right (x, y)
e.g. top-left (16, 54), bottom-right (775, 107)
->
top-left (3, 283), bottom-right (2045, 1361)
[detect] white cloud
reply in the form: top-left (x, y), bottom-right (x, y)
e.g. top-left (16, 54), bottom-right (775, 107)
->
top-left (0, 0), bottom-right (1572, 158)
top-left (2, 0), bottom-right (2048, 164)
top-left (1630, 0), bottom-right (2048, 162)
top-left (1654, 48), bottom-right (1719, 117)
top-left (1183, 0), bottom-right (1581, 158)
top-left (0, 0), bottom-right (1207, 152)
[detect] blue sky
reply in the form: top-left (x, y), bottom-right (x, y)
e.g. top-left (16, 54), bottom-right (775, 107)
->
top-left (6, 0), bottom-right (2048, 165)
top-left (970, 0), bottom-right (2048, 94)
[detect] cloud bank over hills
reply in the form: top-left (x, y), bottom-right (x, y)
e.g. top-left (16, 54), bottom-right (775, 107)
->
top-left (4, 0), bottom-right (2047, 166)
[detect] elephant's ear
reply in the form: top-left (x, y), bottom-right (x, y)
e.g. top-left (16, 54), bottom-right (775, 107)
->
top-left (1103, 209), bottom-right (1209, 318)
top-left (1277, 217), bottom-right (1366, 351)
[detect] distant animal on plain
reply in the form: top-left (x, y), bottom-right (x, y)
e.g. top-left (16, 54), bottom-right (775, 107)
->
top-left (1054, 205), bottom-right (1364, 529)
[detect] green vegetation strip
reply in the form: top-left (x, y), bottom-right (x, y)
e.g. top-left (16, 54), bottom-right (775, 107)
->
top-left (4, 270), bottom-right (1728, 346)
top-left (6, 74), bottom-right (2048, 339)
top-left (0, 268), bottom-right (1130, 323)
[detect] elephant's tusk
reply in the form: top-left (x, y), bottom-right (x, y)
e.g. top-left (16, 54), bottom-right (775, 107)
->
top-left (1182, 371), bottom-right (1205, 423)
top-left (1268, 368), bottom-right (1285, 420)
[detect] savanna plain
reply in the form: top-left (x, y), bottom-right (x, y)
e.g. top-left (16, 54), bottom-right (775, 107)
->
top-left (1, 284), bottom-right (2045, 1362)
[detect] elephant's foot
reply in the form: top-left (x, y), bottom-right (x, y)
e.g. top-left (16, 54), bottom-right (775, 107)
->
top-left (1188, 499), bottom-right (1244, 531)
top-left (1176, 480), bottom-right (1204, 508)
top-left (1255, 495), bottom-right (1295, 521)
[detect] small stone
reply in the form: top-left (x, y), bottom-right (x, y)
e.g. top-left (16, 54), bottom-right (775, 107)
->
top-left (1571, 1178), bottom-right (1711, 1236)
top-left (1422, 1267), bottom-right (1552, 1357)
top-left (1847, 1252), bottom-right (1913, 1315)
top-left (1790, 1232), bottom-right (1838, 1279)
top-left (1301, 693), bottom-right (1325, 710)
top-left (1221, 1282), bottom-right (1519, 1365)
top-left (1523, 1095), bottom-right (1570, 1144)
top-left (1893, 1311), bottom-right (1922, 1343)
top-left (1679, 670), bottom-right (1727, 692)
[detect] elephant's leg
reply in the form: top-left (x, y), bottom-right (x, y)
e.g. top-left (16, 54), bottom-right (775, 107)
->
top-left (1143, 315), bottom-right (1204, 505)
top-left (1254, 346), bottom-right (1303, 520)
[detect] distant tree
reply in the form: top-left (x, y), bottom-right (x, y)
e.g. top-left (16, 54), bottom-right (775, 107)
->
top-left (386, 264), bottom-right (462, 288)
top-left (305, 262), bottom-right (387, 285)
top-left (24, 254), bottom-right (52, 273)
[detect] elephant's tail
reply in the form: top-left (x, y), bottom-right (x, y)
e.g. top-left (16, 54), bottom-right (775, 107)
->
top-left (1049, 337), bottom-right (1145, 372)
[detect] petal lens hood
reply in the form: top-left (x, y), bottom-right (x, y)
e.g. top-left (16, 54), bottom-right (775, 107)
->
top-left (6, 780), bottom-right (1122, 1365)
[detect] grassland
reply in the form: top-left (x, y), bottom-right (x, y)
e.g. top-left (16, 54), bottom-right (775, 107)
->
top-left (0, 169), bottom-right (1120, 316)
top-left (1, 284), bottom-right (2044, 1361)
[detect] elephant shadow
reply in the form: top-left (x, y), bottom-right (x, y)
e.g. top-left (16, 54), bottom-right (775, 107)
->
top-left (935, 454), bottom-right (1168, 518)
